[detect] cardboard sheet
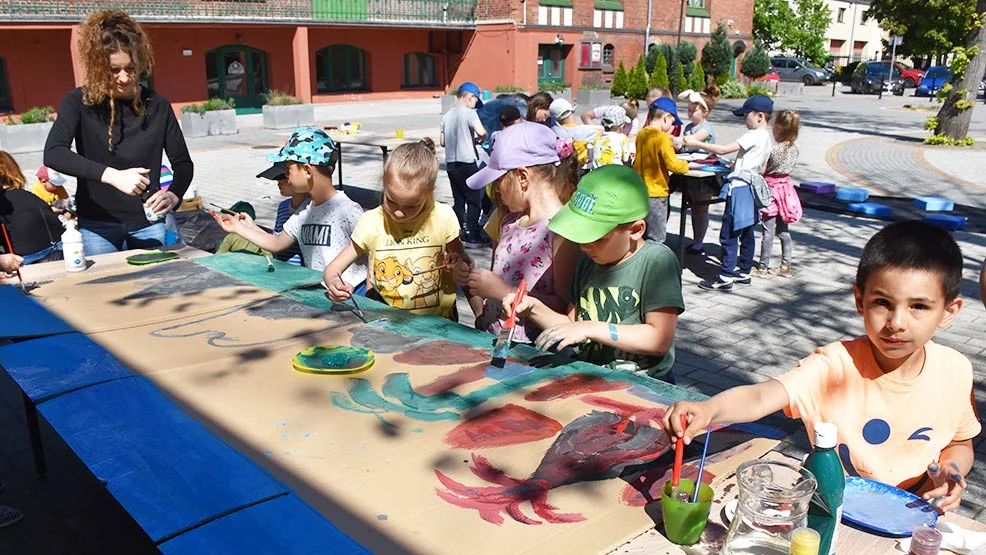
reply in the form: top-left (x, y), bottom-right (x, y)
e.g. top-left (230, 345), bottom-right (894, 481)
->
top-left (34, 255), bottom-right (780, 555)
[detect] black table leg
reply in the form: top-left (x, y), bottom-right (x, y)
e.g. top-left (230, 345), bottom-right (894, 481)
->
top-left (677, 193), bottom-right (690, 267)
top-left (23, 392), bottom-right (46, 478)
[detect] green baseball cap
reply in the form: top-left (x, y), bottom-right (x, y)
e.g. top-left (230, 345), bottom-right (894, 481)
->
top-left (548, 165), bottom-right (649, 244)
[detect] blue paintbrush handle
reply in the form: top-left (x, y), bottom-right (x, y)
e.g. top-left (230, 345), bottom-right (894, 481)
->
top-left (691, 425), bottom-right (713, 503)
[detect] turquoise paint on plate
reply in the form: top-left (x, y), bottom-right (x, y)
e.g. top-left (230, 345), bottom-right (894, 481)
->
top-left (293, 346), bottom-right (375, 374)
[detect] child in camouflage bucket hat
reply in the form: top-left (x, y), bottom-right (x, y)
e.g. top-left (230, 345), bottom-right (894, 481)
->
top-left (212, 127), bottom-right (368, 287)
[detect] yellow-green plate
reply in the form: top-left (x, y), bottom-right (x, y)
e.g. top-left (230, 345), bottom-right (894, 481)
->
top-left (291, 346), bottom-right (375, 375)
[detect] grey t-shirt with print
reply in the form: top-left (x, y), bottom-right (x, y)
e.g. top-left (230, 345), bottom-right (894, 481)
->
top-left (281, 191), bottom-right (368, 287)
top-left (565, 240), bottom-right (685, 378)
top-left (441, 107), bottom-right (481, 164)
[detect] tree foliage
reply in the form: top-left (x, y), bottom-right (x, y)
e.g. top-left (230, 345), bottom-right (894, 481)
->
top-left (790, 0), bottom-right (832, 65)
top-left (690, 61), bottom-right (707, 90)
top-left (701, 24), bottom-right (733, 80)
top-left (741, 41), bottom-right (771, 78)
top-left (649, 51), bottom-right (670, 90)
top-left (753, 0), bottom-right (796, 52)
top-left (611, 61), bottom-right (628, 97)
top-left (678, 41), bottom-right (698, 75)
top-left (627, 56), bottom-right (649, 99)
top-left (867, 0), bottom-right (979, 58)
top-left (676, 62), bottom-right (688, 95)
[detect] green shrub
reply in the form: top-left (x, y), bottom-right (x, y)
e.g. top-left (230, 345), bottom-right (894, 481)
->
top-left (741, 42), bottom-right (770, 79)
top-left (648, 51), bottom-right (669, 90)
top-left (492, 85), bottom-right (525, 93)
top-left (537, 80), bottom-right (569, 93)
top-left (719, 80), bottom-right (747, 99)
top-left (626, 56), bottom-right (649, 99)
top-left (746, 84), bottom-right (772, 97)
top-left (263, 90), bottom-right (303, 106)
top-left (690, 62), bottom-right (706, 91)
top-left (17, 106), bottom-right (54, 124)
top-left (611, 62), bottom-right (629, 97)
top-left (580, 83), bottom-right (608, 90)
top-left (181, 98), bottom-right (235, 113)
top-left (924, 134), bottom-right (975, 146)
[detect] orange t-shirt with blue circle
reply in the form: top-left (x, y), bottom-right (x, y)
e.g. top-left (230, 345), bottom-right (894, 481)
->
top-left (775, 337), bottom-right (981, 493)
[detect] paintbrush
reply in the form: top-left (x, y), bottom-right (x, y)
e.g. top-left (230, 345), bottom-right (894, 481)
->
top-left (265, 255), bottom-right (275, 272)
top-left (491, 278), bottom-right (526, 368)
top-left (671, 414), bottom-right (687, 500)
top-left (691, 425), bottom-right (713, 503)
top-left (1, 223), bottom-right (24, 293)
top-left (337, 272), bottom-right (367, 323)
top-left (207, 202), bottom-right (238, 216)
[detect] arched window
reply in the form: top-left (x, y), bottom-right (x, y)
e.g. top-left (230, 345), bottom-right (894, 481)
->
top-left (402, 52), bottom-right (436, 89)
top-left (602, 44), bottom-right (615, 71)
top-left (315, 45), bottom-right (367, 93)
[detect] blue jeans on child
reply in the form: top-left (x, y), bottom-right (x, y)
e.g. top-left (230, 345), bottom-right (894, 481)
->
top-left (719, 201), bottom-right (756, 278)
top-left (79, 218), bottom-right (167, 256)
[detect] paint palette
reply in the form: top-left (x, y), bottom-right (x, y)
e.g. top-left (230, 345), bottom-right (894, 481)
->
top-left (291, 346), bottom-right (375, 375)
top-left (842, 476), bottom-right (938, 536)
top-left (126, 251), bottom-right (180, 265)
top-left (695, 164), bottom-right (730, 173)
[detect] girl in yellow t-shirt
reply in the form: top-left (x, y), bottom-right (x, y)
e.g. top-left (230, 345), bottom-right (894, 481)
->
top-left (324, 138), bottom-right (470, 320)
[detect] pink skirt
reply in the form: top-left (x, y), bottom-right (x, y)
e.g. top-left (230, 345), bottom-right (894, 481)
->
top-left (760, 174), bottom-right (803, 224)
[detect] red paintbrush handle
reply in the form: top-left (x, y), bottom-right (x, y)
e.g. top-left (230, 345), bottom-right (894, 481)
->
top-left (504, 279), bottom-right (527, 329)
top-left (672, 414), bottom-right (686, 488)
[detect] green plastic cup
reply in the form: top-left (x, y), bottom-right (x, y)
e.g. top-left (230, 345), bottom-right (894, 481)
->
top-left (661, 479), bottom-right (714, 545)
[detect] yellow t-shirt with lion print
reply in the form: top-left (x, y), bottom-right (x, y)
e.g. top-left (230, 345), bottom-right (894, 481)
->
top-left (351, 203), bottom-right (460, 319)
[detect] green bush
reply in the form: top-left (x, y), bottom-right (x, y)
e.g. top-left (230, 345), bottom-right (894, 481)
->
top-left (690, 62), bottom-right (706, 91)
top-left (537, 80), bottom-right (569, 93)
top-left (580, 83), bottom-right (609, 90)
top-left (626, 56), bottom-right (649, 99)
top-left (747, 84), bottom-right (773, 97)
top-left (492, 85), bottom-right (526, 93)
top-left (924, 134), bottom-right (975, 146)
top-left (263, 90), bottom-right (303, 106)
top-left (701, 24), bottom-right (733, 81)
top-left (719, 80), bottom-right (747, 99)
top-left (648, 51), bottom-right (669, 90)
top-left (17, 106), bottom-right (54, 124)
top-left (741, 42), bottom-right (770, 79)
top-left (180, 98), bottom-right (235, 113)
top-left (676, 63), bottom-right (687, 96)
top-left (611, 62), bottom-right (629, 97)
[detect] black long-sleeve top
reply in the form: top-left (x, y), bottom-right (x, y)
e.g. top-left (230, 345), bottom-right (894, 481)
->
top-left (0, 189), bottom-right (64, 255)
top-left (44, 87), bottom-right (194, 226)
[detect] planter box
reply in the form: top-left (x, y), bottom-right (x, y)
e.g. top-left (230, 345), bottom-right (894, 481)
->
top-left (777, 82), bottom-right (804, 96)
top-left (262, 104), bottom-right (315, 130)
top-left (576, 89), bottom-right (612, 108)
top-left (180, 109), bottom-right (237, 138)
top-left (0, 121), bottom-right (54, 154)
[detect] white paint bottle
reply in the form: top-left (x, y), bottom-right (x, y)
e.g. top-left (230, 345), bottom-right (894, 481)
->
top-left (62, 219), bottom-right (86, 272)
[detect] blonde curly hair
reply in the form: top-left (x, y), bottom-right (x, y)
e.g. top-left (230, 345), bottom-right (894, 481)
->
top-left (77, 10), bottom-right (154, 151)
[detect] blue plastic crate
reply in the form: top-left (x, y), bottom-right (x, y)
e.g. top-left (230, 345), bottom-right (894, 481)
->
top-left (836, 187), bottom-right (870, 202)
top-left (914, 196), bottom-right (955, 212)
top-left (799, 181), bottom-right (836, 195)
top-left (923, 214), bottom-right (966, 231)
top-left (848, 202), bottom-right (891, 217)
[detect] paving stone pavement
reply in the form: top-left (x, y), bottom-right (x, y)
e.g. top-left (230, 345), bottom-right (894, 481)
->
top-left (3, 94), bottom-right (986, 553)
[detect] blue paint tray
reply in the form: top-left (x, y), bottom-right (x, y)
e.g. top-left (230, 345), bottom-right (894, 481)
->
top-left (799, 182), bottom-right (836, 195)
top-left (836, 187), bottom-right (870, 202)
top-left (923, 213), bottom-right (967, 231)
top-left (914, 196), bottom-right (954, 212)
top-left (848, 202), bottom-right (891, 217)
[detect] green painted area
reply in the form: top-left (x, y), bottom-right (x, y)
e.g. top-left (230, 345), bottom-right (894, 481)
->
top-left (126, 251), bottom-right (180, 265)
top-left (312, 0), bottom-right (367, 20)
top-left (594, 0), bottom-right (623, 10)
top-left (685, 6), bottom-right (710, 17)
top-left (195, 253), bottom-right (323, 292)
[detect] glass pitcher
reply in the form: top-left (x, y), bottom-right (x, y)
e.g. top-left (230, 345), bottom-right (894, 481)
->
top-left (722, 460), bottom-right (818, 555)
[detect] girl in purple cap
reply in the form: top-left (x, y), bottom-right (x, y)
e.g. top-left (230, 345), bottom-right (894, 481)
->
top-left (454, 122), bottom-right (580, 343)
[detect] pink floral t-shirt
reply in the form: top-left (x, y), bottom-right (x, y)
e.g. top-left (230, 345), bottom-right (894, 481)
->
top-left (477, 211), bottom-right (555, 343)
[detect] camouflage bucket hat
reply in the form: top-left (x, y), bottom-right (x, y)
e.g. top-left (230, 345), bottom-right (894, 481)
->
top-left (267, 127), bottom-right (338, 166)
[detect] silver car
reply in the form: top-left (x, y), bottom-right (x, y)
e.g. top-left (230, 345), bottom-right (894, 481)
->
top-left (770, 57), bottom-right (829, 86)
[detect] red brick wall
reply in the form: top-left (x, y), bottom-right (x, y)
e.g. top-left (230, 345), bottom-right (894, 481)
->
top-left (0, 28), bottom-right (76, 113)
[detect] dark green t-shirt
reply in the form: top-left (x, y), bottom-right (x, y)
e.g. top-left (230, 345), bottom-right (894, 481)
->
top-left (566, 240), bottom-right (685, 377)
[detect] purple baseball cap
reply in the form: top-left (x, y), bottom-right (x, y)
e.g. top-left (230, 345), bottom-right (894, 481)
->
top-left (466, 121), bottom-right (561, 190)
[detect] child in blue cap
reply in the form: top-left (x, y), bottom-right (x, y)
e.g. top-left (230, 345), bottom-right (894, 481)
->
top-left (213, 127), bottom-right (367, 289)
top-left (684, 94), bottom-right (773, 291)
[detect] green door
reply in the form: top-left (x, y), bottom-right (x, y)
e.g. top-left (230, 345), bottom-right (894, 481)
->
top-left (538, 45), bottom-right (565, 82)
top-left (206, 46), bottom-right (269, 114)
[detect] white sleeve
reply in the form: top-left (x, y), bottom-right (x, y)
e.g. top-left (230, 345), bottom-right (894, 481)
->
top-left (735, 130), bottom-right (757, 151)
top-left (281, 212), bottom-right (301, 239)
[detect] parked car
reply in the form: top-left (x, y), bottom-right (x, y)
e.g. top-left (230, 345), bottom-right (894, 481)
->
top-left (915, 66), bottom-right (951, 97)
top-left (850, 61), bottom-right (904, 95)
top-left (894, 62), bottom-right (925, 88)
top-left (770, 57), bottom-right (829, 85)
top-left (756, 68), bottom-right (781, 84)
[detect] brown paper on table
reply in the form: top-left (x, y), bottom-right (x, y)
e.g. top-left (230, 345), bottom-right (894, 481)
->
top-left (41, 266), bottom-right (779, 555)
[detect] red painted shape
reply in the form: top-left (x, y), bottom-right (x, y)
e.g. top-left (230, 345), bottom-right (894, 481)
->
top-left (581, 395), bottom-right (666, 424)
top-left (416, 362), bottom-right (488, 397)
top-left (523, 374), bottom-right (628, 402)
top-left (393, 340), bottom-right (489, 366)
top-left (444, 404), bottom-right (562, 449)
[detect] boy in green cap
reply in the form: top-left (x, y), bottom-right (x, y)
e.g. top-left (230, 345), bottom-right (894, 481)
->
top-left (504, 165), bottom-right (685, 382)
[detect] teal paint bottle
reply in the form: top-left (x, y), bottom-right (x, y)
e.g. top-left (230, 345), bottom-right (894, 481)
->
top-left (804, 422), bottom-right (845, 555)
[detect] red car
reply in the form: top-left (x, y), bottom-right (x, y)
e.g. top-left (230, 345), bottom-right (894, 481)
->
top-left (894, 62), bottom-right (925, 88)
top-left (757, 68), bottom-right (781, 83)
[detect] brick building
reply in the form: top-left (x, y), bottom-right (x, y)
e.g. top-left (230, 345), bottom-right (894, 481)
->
top-left (0, 0), bottom-right (751, 115)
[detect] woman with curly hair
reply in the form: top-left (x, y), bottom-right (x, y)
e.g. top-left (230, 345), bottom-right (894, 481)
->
top-left (0, 151), bottom-right (65, 263)
top-left (44, 10), bottom-right (193, 254)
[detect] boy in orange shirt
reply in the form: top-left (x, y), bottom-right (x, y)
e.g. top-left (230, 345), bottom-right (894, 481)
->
top-left (633, 97), bottom-right (689, 243)
top-left (663, 220), bottom-right (980, 514)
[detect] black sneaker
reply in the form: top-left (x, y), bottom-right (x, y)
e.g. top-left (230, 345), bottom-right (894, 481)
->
top-left (463, 232), bottom-right (491, 248)
top-left (698, 276), bottom-right (733, 291)
top-left (734, 272), bottom-right (752, 286)
top-left (686, 244), bottom-right (705, 255)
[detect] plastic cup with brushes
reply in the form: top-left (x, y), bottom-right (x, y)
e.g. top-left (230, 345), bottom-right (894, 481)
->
top-left (661, 414), bottom-right (714, 546)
